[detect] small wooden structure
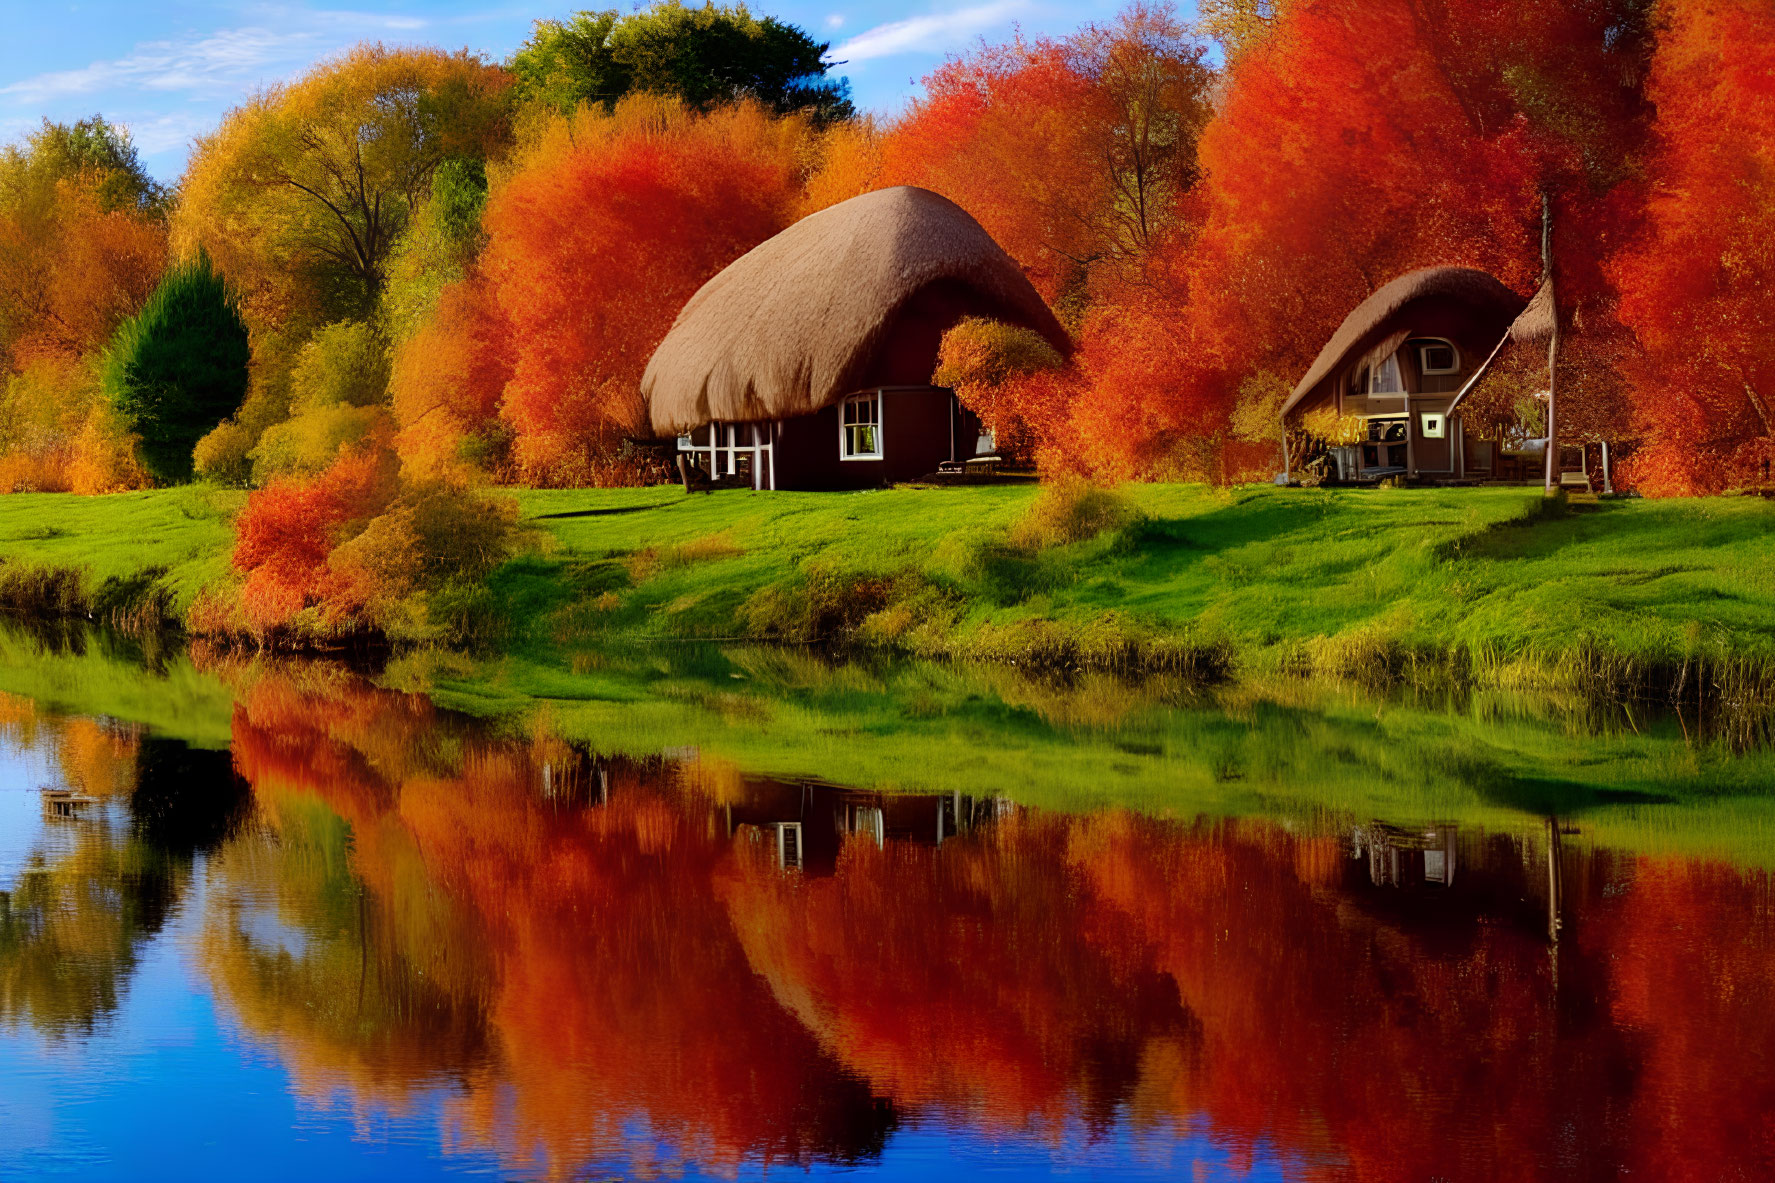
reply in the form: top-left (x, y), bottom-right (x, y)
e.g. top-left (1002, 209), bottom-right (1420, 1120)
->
top-left (1281, 267), bottom-right (1527, 484)
top-left (642, 187), bottom-right (1070, 491)
top-left (41, 787), bottom-right (97, 819)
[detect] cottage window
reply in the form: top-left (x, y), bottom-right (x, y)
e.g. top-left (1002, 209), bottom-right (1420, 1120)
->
top-left (1416, 340), bottom-right (1459, 374)
top-left (1420, 413), bottom-right (1446, 439)
top-left (840, 392), bottom-right (883, 460)
top-left (1369, 353), bottom-right (1404, 395)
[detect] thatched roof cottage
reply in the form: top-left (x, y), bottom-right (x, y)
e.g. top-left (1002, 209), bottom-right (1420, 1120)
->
top-left (642, 186), bottom-right (1070, 491)
top-left (1281, 267), bottom-right (1527, 483)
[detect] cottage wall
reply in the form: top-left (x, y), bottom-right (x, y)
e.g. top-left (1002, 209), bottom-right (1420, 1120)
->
top-left (769, 386), bottom-right (969, 491)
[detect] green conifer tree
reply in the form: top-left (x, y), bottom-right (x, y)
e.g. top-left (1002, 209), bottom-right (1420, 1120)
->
top-left (101, 253), bottom-right (250, 482)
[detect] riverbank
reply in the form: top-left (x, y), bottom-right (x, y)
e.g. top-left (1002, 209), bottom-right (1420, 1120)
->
top-left (4, 618), bottom-right (1773, 867)
top-left (2, 483), bottom-right (1773, 696)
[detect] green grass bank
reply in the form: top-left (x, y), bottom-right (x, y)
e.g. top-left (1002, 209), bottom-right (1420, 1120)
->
top-left (496, 482), bottom-right (1775, 696)
top-left (0, 487), bottom-right (241, 629)
top-left (4, 617), bottom-right (1773, 869)
top-left (2, 482), bottom-right (1771, 694)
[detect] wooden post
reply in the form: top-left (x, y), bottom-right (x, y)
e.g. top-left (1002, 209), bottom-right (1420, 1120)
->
top-left (1546, 815), bottom-right (1564, 945)
top-left (1404, 393), bottom-right (1416, 479)
top-left (1540, 192), bottom-right (1560, 496)
top-left (1600, 439), bottom-right (1613, 494)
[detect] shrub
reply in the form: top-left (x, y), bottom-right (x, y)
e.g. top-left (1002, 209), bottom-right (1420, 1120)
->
top-left (192, 419), bottom-right (254, 485)
top-left (250, 321), bottom-right (390, 481)
top-left (99, 252), bottom-right (250, 483)
top-left (935, 317), bottom-right (1069, 465)
top-left (1009, 478), bottom-right (1139, 549)
top-left (231, 436), bottom-right (521, 640)
top-left (232, 442), bottom-right (398, 631)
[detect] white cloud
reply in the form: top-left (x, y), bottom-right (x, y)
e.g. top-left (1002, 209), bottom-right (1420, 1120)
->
top-left (831, 1), bottom-right (1028, 63)
top-left (825, 13), bottom-right (846, 30)
top-left (0, 11), bottom-right (431, 106)
top-left (119, 110), bottom-right (215, 157)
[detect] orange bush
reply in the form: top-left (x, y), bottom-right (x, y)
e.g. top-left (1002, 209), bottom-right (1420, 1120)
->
top-left (232, 440), bottom-right (398, 631)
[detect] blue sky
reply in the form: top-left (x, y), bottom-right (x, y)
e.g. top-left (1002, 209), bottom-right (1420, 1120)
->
top-left (0, 1), bottom-right (1177, 184)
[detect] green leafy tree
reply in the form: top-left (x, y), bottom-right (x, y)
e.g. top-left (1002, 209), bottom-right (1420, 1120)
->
top-left (510, 3), bottom-right (853, 122)
top-left (0, 115), bottom-right (166, 215)
top-left (100, 253), bottom-right (250, 483)
top-left (380, 157), bottom-right (489, 342)
top-left (250, 320), bottom-right (390, 480)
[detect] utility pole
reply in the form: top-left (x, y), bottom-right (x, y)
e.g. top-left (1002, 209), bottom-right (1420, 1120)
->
top-left (1541, 191), bottom-right (1559, 496)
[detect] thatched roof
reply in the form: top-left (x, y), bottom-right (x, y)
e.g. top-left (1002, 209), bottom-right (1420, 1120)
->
top-left (642, 186), bottom-right (1069, 434)
top-left (1508, 277), bottom-right (1556, 345)
top-left (1281, 266), bottom-right (1525, 417)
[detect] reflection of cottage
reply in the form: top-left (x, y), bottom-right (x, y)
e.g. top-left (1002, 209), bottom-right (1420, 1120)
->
top-left (642, 187), bottom-right (1070, 491)
top-left (1352, 822), bottom-right (1460, 888)
top-left (539, 749), bottom-right (607, 806)
top-left (723, 777), bottom-right (1002, 874)
top-left (41, 787), bottom-right (97, 820)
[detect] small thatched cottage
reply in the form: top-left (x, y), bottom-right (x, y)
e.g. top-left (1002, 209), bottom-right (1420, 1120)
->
top-left (641, 186), bottom-right (1070, 491)
top-left (1281, 267), bottom-right (1530, 482)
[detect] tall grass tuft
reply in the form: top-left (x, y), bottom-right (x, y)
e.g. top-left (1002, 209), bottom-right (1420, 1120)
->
top-left (1009, 479), bottom-right (1140, 549)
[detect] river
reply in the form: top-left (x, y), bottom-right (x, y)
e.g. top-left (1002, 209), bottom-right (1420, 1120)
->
top-left (1, 622), bottom-right (1771, 1180)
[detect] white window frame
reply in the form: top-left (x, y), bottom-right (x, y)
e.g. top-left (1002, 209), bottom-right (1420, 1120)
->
top-left (676, 421), bottom-right (776, 490)
top-left (839, 391), bottom-right (884, 461)
top-left (1420, 412), bottom-right (1446, 440)
top-left (1416, 339), bottom-right (1460, 375)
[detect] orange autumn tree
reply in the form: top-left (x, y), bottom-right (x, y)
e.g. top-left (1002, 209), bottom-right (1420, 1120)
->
top-left (389, 270), bottom-right (514, 479)
top-left (0, 117), bottom-right (165, 492)
top-left (0, 118), bottom-right (166, 369)
top-left (1612, 0), bottom-right (1775, 492)
top-left (406, 96), bottom-right (812, 485)
top-left (872, 4), bottom-right (1216, 477)
top-left (1177, 0), bottom-right (1653, 477)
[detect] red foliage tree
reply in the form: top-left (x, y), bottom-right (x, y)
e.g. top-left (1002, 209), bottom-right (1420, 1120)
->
top-left (1611, 0), bottom-right (1775, 492)
top-left (231, 440), bottom-right (397, 630)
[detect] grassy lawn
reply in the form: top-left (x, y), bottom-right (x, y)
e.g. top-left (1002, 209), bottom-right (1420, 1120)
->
top-left (501, 483), bottom-right (1775, 680)
top-left (0, 482), bottom-right (1770, 682)
top-left (0, 487), bottom-right (243, 620)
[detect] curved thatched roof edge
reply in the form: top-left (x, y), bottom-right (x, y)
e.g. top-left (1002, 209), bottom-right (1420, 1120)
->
top-left (641, 186), bottom-right (1069, 435)
top-left (1508, 277), bottom-right (1556, 346)
top-left (1280, 266), bottom-right (1527, 418)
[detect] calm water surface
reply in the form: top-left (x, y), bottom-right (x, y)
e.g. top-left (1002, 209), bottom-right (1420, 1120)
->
top-left (2, 633), bottom-right (1773, 1181)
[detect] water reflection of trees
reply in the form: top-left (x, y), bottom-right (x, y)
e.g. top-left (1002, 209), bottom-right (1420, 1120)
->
top-left (0, 698), bottom-right (244, 1035)
top-left (8, 666), bottom-right (1775, 1180)
top-left (186, 668), bottom-right (1775, 1181)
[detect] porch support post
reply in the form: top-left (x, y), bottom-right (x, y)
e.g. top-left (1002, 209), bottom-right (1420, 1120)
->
top-left (1404, 393), bottom-right (1416, 479)
top-left (1540, 191), bottom-right (1560, 496)
top-left (1601, 439), bottom-right (1613, 495)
